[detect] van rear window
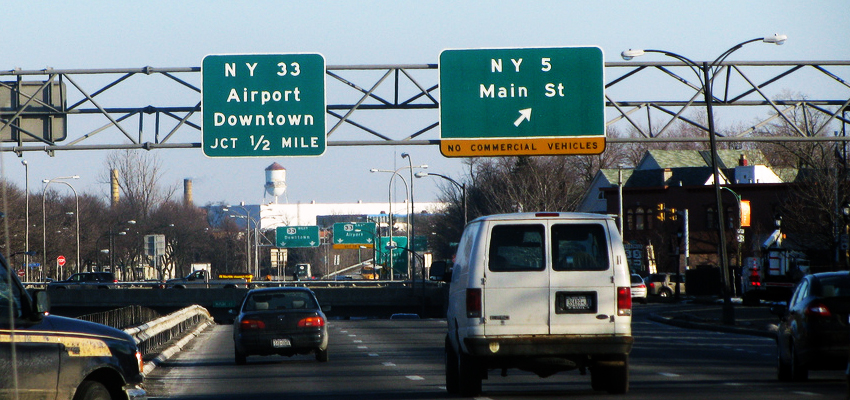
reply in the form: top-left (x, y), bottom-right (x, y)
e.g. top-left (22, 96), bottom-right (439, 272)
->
top-left (552, 224), bottom-right (609, 271)
top-left (488, 224), bottom-right (545, 272)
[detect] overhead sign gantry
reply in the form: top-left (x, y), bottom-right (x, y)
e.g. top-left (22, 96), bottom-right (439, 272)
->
top-left (202, 53), bottom-right (326, 157)
top-left (439, 47), bottom-right (606, 157)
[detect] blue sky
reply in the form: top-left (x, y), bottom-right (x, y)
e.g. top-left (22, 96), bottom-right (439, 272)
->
top-left (2, 1), bottom-right (847, 206)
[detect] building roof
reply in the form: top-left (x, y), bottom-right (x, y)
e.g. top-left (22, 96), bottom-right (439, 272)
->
top-left (637, 149), bottom-right (771, 170)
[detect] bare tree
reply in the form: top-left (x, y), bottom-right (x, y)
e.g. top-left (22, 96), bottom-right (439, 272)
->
top-left (102, 150), bottom-right (178, 219)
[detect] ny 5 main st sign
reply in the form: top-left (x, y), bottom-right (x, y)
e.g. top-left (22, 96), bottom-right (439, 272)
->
top-left (202, 53), bottom-right (326, 157)
top-left (439, 47), bottom-right (605, 157)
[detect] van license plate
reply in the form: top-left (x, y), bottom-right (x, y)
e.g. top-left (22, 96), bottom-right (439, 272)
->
top-left (564, 296), bottom-right (589, 310)
top-left (272, 338), bottom-right (291, 348)
top-left (556, 292), bottom-right (597, 314)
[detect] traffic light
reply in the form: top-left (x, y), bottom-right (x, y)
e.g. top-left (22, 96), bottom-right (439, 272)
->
top-left (668, 208), bottom-right (678, 221)
top-left (656, 203), bottom-right (665, 222)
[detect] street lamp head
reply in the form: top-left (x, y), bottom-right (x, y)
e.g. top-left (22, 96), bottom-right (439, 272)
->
top-left (842, 201), bottom-right (850, 217)
top-left (21, 160), bottom-right (27, 166)
top-left (763, 34), bottom-right (787, 45)
top-left (369, 168), bottom-right (379, 173)
top-left (401, 152), bottom-right (410, 159)
top-left (621, 49), bottom-right (645, 61)
top-left (414, 172), bottom-right (429, 178)
top-left (127, 220), bottom-right (136, 225)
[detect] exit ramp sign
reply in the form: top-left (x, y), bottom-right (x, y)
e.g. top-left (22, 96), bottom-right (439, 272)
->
top-left (439, 47), bottom-right (605, 157)
top-left (276, 226), bottom-right (320, 248)
top-left (202, 53), bottom-right (326, 157)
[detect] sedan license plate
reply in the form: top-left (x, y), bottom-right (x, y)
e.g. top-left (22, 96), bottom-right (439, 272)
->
top-left (272, 338), bottom-right (291, 348)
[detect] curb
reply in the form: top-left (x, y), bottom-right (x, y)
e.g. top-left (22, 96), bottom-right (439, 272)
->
top-left (648, 313), bottom-right (777, 339)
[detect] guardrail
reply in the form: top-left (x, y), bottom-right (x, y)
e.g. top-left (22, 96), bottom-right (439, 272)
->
top-left (122, 305), bottom-right (213, 357)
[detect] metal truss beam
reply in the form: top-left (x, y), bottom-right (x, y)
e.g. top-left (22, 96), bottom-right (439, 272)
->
top-left (0, 61), bottom-right (848, 155)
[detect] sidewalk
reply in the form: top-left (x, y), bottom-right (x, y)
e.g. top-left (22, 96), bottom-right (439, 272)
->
top-left (647, 297), bottom-right (780, 338)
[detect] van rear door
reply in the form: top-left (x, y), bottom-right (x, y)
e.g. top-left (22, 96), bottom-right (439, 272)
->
top-left (549, 221), bottom-right (617, 335)
top-left (482, 222), bottom-right (549, 336)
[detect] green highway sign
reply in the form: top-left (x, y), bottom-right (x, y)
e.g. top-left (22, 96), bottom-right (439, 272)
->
top-left (202, 53), bottom-right (326, 157)
top-left (332, 222), bottom-right (377, 249)
top-left (276, 226), bottom-right (320, 248)
top-left (439, 47), bottom-right (605, 157)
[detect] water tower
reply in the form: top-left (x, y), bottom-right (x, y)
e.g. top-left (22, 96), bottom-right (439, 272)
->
top-left (264, 162), bottom-right (287, 203)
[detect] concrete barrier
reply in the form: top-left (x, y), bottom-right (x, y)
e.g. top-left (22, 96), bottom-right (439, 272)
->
top-left (47, 284), bottom-right (448, 320)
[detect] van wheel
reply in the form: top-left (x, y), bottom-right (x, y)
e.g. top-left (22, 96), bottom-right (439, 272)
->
top-left (591, 355), bottom-right (629, 394)
top-left (457, 352), bottom-right (483, 396)
top-left (659, 288), bottom-right (672, 298)
top-left (73, 380), bottom-right (111, 400)
top-left (444, 340), bottom-right (459, 394)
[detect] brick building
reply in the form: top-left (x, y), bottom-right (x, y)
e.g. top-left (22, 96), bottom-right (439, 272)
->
top-left (579, 149), bottom-right (796, 277)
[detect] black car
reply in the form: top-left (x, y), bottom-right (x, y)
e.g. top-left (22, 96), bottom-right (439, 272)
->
top-left (48, 272), bottom-right (118, 289)
top-left (232, 287), bottom-right (329, 365)
top-left (774, 271), bottom-right (850, 381)
top-left (0, 255), bottom-right (146, 399)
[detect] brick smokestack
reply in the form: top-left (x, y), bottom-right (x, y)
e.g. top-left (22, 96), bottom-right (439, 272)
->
top-left (110, 169), bottom-right (120, 207)
top-left (184, 179), bottom-right (193, 206)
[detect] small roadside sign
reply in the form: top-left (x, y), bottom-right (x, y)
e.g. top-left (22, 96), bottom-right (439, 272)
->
top-left (57, 255), bottom-right (66, 267)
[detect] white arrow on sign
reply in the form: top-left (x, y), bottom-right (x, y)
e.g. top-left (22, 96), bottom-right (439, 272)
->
top-left (513, 108), bottom-right (532, 127)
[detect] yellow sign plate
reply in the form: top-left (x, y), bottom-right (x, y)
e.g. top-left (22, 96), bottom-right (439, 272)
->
top-left (333, 243), bottom-right (375, 250)
top-left (440, 137), bottom-right (605, 157)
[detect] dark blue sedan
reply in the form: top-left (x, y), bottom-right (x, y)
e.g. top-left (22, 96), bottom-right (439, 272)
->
top-left (775, 271), bottom-right (850, 381)
top-left (232, 287), bottom-right (329, 365)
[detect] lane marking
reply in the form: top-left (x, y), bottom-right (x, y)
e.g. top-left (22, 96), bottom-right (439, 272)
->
top-left (368, 353), bottom-right (380, 357)
top-left (658, 372), bottom-right (680, 377)
top-left (406, 375), bottom-right (424, 381)
top-left (383, 362), bottom-right (396, 367)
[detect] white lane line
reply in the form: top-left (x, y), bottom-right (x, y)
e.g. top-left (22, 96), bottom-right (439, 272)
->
top-left (406, 376), bottom-right (424, 381)
top-left (353, 340), bottom-right (363, 343)
top-left (368, 353), bottom-right (380, 357)
top-left (383, 362), bottom-right (396, 367)
top-left (658, 372), bottom-right (680, 377)
top-left (357, 346), bottom-right (368, 349)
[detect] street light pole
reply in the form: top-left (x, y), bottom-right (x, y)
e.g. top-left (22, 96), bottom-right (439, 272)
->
top-left (42, 175), bottom-right (79, 280)
top-left (21, 160), bottom-right (29, 282)
top-left (415, 171), bottom-right (467, 226)
top-left (622, 35), bottom-right (786, 325)
top-left (371, 164), bottom-right (426, 280)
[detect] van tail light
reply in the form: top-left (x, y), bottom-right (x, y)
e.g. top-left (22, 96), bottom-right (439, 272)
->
top-left (617, 287), bottom-right (632, 316)
top-left (240, 319), bottom-right (266, 330)
top-left (298, 316), bottom-right (325, 328)
top-left (806, 302), bottom-right (832, 318)
top-left (466, 288), bottom-right (482, 318)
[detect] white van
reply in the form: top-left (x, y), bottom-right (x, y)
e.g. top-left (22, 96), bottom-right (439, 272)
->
top-left (444, 212), bottom-right (633, 396)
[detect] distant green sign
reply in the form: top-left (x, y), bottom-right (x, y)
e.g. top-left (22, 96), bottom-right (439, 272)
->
top-left (332, 222), bottom-right (377, 249)
top-left (439, 47), bottom-right (605, 157)
top-left (202, 53), bottom-right (326, 157)
top-left (276, 226), bottom-right (320, 248)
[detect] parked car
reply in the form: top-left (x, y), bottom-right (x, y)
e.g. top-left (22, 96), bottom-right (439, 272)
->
top-left (444, 212), bottom-right (633, 396)
top-left (47, 271), bottom-right (118, 289)
top-left (0, 255), bottom-right (146, 399)
top-left (232, 287), bottom-right (329, 364)
top-left (631, 274), bottom-right (648, 304)
top-left (774, 271), bottom-right (850, 381)
top-left (646, 273), bottom-right (686, 297)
